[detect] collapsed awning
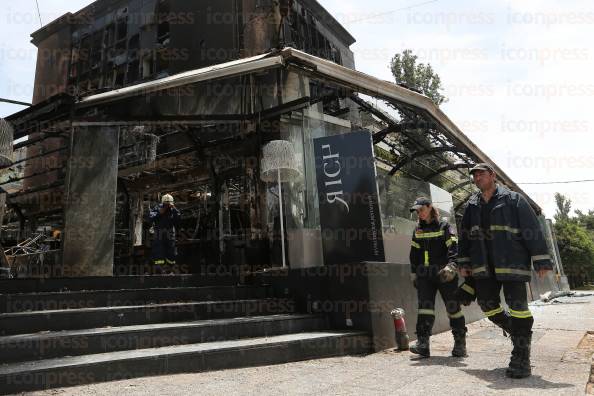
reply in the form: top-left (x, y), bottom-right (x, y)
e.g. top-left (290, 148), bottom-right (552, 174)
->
top-left (277, 48), bottom-right (540, 213)
top-left (13, 47), bottom-right (541, 213)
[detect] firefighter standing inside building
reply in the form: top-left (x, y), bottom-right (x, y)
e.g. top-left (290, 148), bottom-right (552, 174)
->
top-left (149, 194), bottom-right (181, 274)
top-left (458, 163), bottom-right (553, 378)
top-left (409, 197), bottom-right (467, 358)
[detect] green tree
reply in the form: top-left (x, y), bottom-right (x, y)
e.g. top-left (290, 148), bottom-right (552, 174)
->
top-left (553, 193), bottom-right (594, 288)
top-left (386, 50), bottom-right (453, 191)
top-left (389, 49), bottom-right (448, 106)
top-left (575, 209), bottom-right (594, 232)
top-left (554, 192), bottom-right (572, 223)
top-left (554, 221), bottom-right (594, 288)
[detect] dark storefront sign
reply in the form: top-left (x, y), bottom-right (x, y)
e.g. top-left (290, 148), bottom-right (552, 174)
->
top-left (314, 130), bottom-right (385, 265)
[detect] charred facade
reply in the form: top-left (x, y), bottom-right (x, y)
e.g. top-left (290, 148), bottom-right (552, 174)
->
top-left (5, 0), bottom-right (359, 277)
top-left (2, 0), bottom-right (561, 286)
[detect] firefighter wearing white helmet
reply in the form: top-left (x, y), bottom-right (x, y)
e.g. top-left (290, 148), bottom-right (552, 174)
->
top-left (148, 193), bottom-right (181, 273)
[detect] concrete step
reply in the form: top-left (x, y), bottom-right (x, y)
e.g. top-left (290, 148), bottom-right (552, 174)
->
top-left (0, 314), bottom-right (327, 363)
top-left (0, 331), bottom-right (371, 394)
top-left (0, 274), bottom-right (240, 294)
top-left (0, 298), bottom-right (294, 336)
top-left (0, 285), bottom-right (268, 313)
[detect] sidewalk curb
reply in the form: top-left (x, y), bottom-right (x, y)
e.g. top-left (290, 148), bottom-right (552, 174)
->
top-left (586, 331), bottom-right (594, 395)
top-left (586, 356), bottom-right (594, 395)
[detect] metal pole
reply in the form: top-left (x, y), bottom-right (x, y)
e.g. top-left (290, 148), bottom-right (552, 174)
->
top-left (0, 98), bottom-right (32, 107)
top-left (277, 168), bottom-right (286, 268)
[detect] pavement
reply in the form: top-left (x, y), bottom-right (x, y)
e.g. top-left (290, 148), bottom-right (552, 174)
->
top-left (21, 292), bottom-right (594, 396)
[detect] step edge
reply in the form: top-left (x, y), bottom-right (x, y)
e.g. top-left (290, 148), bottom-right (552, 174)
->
top-left (0, 331), bottom-right (369, 376)
top-left (0, 285), bottom-right (265, 298)
top-left (0, 314), bottom-right (325, 343)
top-left (0, 298), bottom-right (285, 318)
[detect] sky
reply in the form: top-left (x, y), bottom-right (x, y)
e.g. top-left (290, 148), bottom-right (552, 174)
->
top-left (1, 0), bottom-right (594, 219)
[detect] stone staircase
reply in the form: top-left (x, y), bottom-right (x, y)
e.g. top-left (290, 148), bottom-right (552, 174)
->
top-left (0, 275), bottom-right (370, 394)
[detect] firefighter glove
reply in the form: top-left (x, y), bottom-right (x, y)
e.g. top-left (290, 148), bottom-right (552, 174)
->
top-left (438, 262), bottom-right (457, 283)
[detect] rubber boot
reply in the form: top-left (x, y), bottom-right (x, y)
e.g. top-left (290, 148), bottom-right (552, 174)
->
top-left (410, 335), bottom-right (430, 357)
top-left (451, 327), bottom-right (468, 357)
top-left (506, 332), bottom-right (532, 378)
top-left (490, 311), bottom-right (512, 337)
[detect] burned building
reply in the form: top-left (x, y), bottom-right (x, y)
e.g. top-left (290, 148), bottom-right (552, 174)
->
top-left (3, 0), bottom-right (565, 285)
top-left (3, 0), bottom-right (567, 283)
top-left (6, 0), bottom-right (359, 277)
top-left (0, 0), bottom-right (570, 392)
top-left (31, 0), bottom-right (355, 102)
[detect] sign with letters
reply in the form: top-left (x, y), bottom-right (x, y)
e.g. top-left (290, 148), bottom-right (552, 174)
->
top-left (313, 130), bottom-right (385, 265)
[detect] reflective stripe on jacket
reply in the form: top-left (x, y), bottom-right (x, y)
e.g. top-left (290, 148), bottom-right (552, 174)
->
top-left (458, 185), bottom-right (553, 281)
top-left (409, 220), bottom-right (458, 278)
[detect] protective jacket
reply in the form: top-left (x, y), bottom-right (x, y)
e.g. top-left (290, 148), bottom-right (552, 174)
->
top-left (457, 185), bottom-right (553, 281)
top-left (149, 204), bottom-right (181, 237)
top-left (148, 204), bottom-right (181, 262)
top-left (410, 219), bottom-right (458, 278)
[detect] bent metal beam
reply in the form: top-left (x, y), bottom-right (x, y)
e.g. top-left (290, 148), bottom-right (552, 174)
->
top-left (279, 48), bottom-right (540, 213)
top-left (78, 53), bottom-right (286, 108)
top-left (77, 47), bottom-right (541, 213)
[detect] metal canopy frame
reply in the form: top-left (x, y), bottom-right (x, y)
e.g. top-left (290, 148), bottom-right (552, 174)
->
top-left (389, 147), bottom-right (470, 176)
top-left (278, 48), bottom-right (540, 212)
top-left (7, 47), bottom-right (541, 214)
top-left (349, 94), bottom-right (477, 207)
top-left (78, 53), bottom-right (285, 108)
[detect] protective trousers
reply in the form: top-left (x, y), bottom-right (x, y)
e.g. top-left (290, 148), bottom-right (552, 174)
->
top-left (152, 237), bottom-right (177, 274)
top-left (475, 277), bottom-right (533, 336)
top-left (416, 275), bottom-right (465, 336)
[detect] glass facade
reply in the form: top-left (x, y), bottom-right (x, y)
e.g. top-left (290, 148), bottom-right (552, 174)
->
top-left (376, 164), bottom-right (457, 264)
top-left (265, 105), bottom-right (354, 268)
top-left (267, 103), bottom-right (459, 268)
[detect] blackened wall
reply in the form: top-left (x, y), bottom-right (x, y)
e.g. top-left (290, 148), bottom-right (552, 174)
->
top-left (31, 15), bottom-right (73, 104)
top-left (31, 0), bottom-right (355, 100)
top-left (25, 15), bottom-right (73, 191)
top-left (62, 126), bottom-right (119, 277)
top-left (166, 0), bottom-right (241, 74)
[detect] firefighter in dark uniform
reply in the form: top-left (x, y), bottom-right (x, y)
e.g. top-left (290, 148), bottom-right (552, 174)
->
top-left (458, 163), bottom-right (553, 378)
top-left (409, 197), bottom-right (467, 358)
top-left (148, 194), bottom-right (181, 274)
